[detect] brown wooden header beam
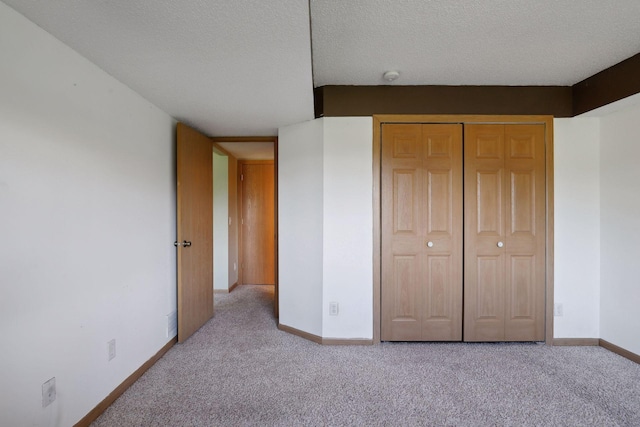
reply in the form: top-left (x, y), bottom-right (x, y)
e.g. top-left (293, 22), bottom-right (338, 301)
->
top-left (314, 52), bottom-right (640, 118)
top-left (572, 52), bottom-right (640, 116)
top-left (315, 85), bottom-right (573, 118)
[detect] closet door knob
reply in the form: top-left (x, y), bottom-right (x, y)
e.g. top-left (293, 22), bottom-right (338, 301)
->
top-left (497, 241), bottom-right (504, 248)
top-left (426, 241), bottom-right (434, 248)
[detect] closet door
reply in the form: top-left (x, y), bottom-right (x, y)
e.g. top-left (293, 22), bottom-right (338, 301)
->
top-left (381, 124), bottom-right (463, 341)
top-left (464, 124), bottom-right (545, 342)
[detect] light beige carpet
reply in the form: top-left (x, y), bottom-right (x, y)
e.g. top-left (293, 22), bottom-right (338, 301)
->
top-left (93, 285), bottom-right (640, 426)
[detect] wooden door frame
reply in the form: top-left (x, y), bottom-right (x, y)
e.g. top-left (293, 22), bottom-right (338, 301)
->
top-left (211, 137), bottom-right (279, 318)
top-left (373, 115), bottom-right (554, 345)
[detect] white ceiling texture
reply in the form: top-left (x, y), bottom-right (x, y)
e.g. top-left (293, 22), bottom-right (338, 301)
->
top-left (4, 0), bottom-right (640, 137)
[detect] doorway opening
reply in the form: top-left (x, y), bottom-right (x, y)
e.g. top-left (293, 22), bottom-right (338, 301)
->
top-left (211, 137), bottom-right (279, 318)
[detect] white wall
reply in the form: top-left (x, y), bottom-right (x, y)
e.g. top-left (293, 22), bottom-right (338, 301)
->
top-left (279, 118), bottom-right (373, 339)
top-left (599, 104), bottom-right (640, 355)
top-left (278, 119), bottom-right (324, 336)
top-left (213, 152), bottom-right (229, 291)
top-left (0, 3), bottom-right (176, 426)
top-left (322, 118), bottom-right (373, 339)
top-left (553, 118), bottom-right (601, 338)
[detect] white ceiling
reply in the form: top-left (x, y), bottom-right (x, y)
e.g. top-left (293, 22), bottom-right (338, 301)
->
top-left (3, 0), bottom-right (640, 138)
top-left (1, 0), bottom-right (314, 137)
top-left (311, 0), bottom-right (640, 86)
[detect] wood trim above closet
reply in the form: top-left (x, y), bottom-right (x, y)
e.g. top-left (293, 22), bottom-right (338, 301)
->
top-left (573, 52), bottom-right (640, 116)
top-left (316, 86), bottom-right (573, 118)
top-left (315, 52), bottom-right (640, 118)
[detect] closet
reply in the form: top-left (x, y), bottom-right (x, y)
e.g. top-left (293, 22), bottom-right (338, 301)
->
top-left (380, 118), bottom-right (548, 342)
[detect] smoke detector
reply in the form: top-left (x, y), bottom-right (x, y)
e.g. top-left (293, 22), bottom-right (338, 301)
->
top-left (383, 70), bottom-right (400, 82)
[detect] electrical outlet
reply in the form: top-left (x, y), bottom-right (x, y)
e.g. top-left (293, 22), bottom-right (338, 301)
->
top-left (108, 339), bottom-right (116, 361)
top-left (329, 302), bottom-right (339, 316)
top-left (554, 303), bottom-right (563, 317)
top-left (167, 311), bottom-right (177, 338)
top-left (42, 377), bottom-right (56, 408)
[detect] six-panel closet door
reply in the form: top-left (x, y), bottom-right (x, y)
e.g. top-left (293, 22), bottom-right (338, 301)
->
top-left (463, 124), bottom-right (546, 342)
top-left (381, 124), bottom-right (463, 341)
top-left (381, 122), bottom-right (546, 342)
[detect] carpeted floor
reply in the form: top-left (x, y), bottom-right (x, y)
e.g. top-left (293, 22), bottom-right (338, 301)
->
top-left (93, 285), bottom-right (640, 426)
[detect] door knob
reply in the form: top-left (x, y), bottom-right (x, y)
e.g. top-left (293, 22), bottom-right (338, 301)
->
top-left (183, 240), bottom-right (192, 247)
top-left (497, 241), bottom-right (504, 248)
top-left (426, 241), bottom-right (434, 248)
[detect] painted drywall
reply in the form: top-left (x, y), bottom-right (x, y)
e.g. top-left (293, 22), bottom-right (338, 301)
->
top-left (213, 152), bottom-right (229, 291)
top-left (278, 119), bottom-right (324, 336)
top-left (0, 3), bottom-right (176, 426)
top-left (599, 103), bottom-right (640, 355)
top-left (228, 155), bottom-right (239, 288)
top-left (322, 118), bottom-right (373, 339)
top-left (278, 118), bottom-right (373, 339)
top-left (553, 118), bottom-right (601, 338)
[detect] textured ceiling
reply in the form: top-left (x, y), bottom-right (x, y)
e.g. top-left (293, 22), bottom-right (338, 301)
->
top-left (2, 0), bottom-right (314, 136)
top-left (311, 0), bottom-right (640, 86)
top-left (3, 0), bottom-right (640, 139)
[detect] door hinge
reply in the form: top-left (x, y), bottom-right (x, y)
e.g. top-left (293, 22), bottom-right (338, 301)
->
top-left (241, 174), bottom-right (244, 181)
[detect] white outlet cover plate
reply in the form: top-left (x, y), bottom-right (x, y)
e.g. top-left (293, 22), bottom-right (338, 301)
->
top-left (329, 302), bottom-right (339, 316)
top-left (42, 377), bottom-right (56, 407)
top-left (108, 339), bottom-right (116, 361)
top-left (554, 303), bottom-right (563, 317)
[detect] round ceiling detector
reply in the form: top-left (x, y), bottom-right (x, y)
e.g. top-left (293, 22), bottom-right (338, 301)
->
top-left (383, 70), bottom-right (400, 82)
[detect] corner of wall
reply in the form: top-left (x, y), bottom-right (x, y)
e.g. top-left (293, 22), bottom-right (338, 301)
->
top-left (598, 102), bottom-right (640, 355)
top-left (320, 117), bottom-right (374, 340)
top-left (552, 117), bottom-right (601, 339)
top-left (277, 118), bottom-right (324, 337)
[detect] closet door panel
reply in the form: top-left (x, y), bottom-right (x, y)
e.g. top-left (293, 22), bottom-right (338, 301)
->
top-left (465, 123), bottom-right (546, 342)
top-left (464, 125), bottom-right (506, 341)
top-left (382, 124), bottom-right (462, 341)
top-left (476, 170), bottom-right (503, 235)
top-left (382, 124), bottom-right (424, 341)
top-left (427, 170), bottom-right (452, 234)
top-left (394, 170), bottom-right (419, 234)
top-left (473, 255), bottom-right (505, 341)
top-left (504, 125), bottom-right (545, 341)
top-left (421, 124), bottom-right (463, 341)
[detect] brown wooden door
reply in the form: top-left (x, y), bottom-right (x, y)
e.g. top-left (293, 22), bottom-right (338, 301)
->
top-left (464, 124), bottom-right (545, 341)
top-left (381, 124), bottom-right (463, 341)
top-left (240, 161), bottom-right (275, 285)
top-left (176, 123), bottom-right (213, 343)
